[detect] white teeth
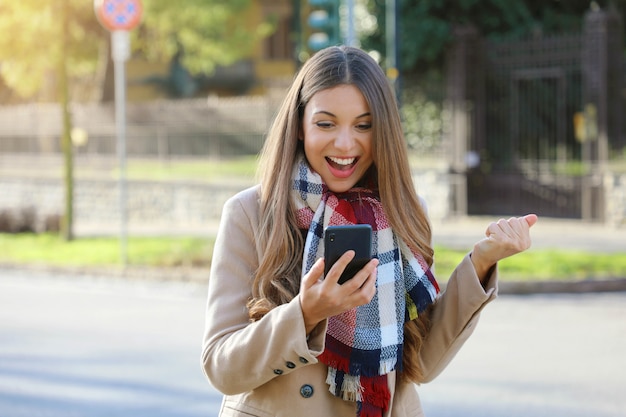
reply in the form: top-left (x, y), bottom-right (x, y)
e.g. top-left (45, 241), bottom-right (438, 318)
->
top-left (328, 156), bottom-right (356, 166)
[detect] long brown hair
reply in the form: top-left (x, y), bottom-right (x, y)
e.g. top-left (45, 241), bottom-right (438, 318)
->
top-left (248, 45), bottom-right (434, 382)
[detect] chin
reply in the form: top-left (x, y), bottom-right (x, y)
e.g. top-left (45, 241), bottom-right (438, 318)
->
top-left (326, 182), bottom-right (357, 193)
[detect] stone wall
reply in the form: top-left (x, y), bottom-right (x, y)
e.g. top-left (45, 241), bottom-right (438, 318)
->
top-left (0, 177), bottom-right (246, 235)
top-left (1, 169), bottom-right (624, 235)
top-left (0, 167), bottom-right (452, 236)
top-left (0, 98), bottom-right (274, 157)
top-left (606, 172), bottom-right (626, 226)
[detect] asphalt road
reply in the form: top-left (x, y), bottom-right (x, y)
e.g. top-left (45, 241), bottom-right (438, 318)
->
top-left (0, 270), bottom-right (624, 417)
top-left (0, 271), bottom-right (222, 417)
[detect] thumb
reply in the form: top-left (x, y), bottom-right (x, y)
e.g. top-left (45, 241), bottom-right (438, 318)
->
top-left (301, 258), bottom-right (325, 290)
top-left (524, 214), bottom-right (539, 228)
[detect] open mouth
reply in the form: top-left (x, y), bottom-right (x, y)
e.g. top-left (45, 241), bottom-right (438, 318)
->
top-left (326, 156), bottom-right (358, 171)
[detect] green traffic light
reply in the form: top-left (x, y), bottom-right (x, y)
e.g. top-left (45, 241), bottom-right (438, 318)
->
top-left (308, 10), bottom-right (333, 30)
top-left (308, 33), bottom-right (331, 51)
top-left (308, 0), bottom-right (335, 7)
top-left (307, 0), bottom-right (340, 51)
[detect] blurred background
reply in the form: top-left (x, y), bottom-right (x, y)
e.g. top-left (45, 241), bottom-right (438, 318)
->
top-left (0, 2), bottom-right (625, 417)
top-left (0, 0), bottom-right (625, 240)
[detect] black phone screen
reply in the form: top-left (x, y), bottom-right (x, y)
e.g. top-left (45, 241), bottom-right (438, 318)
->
top-left (324, 224), bottom-right (372, 284)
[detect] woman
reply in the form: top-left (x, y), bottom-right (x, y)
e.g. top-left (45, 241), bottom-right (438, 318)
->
top-left (201, 45), bottom-right (536, 417)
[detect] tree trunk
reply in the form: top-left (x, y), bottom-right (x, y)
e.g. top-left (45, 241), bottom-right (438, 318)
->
top-left (59, 0), bottom-right (74, 241)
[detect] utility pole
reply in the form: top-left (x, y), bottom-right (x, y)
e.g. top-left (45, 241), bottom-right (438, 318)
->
top-left (386, 0), bottom-right (400, 102)
top-left (345, 0), bottom-right (356, 46)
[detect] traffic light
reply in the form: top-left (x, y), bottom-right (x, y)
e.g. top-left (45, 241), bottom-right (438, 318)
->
top-left (307, 0), bottom-right (341, 52)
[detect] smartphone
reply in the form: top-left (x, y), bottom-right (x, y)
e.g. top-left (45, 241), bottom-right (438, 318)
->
top-left (324, 224), bottom-right (372, 285)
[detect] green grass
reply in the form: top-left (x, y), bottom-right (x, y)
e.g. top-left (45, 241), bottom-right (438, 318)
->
top-left (1, 233), bottom-right (624, 281)
top-left (0, 233), bottom-right (213, 269)
top-left (433, 246), bottom-right (626, 282)
top-left (115, 156), bottom-right (258, 182)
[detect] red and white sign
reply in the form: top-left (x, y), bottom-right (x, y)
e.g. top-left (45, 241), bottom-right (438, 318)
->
top-left (95, 0), bottom-right (143, 32)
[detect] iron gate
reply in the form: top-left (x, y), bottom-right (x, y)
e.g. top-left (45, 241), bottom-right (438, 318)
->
top-left (467, 34), bottom-right (584, 218)
top-left (447, 9), bottom-right (623, 221)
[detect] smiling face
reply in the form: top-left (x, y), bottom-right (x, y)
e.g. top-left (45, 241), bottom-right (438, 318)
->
top-left (301, 84), bottom-right (374, 193)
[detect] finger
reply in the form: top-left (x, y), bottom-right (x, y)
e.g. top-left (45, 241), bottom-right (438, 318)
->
top-left (301, 258), bottom-right (325, 290)
top-left (359, 261), bottom-right (379, 300)
top-left (485, 221), bottom-right (499, 238)
top-left (524, 213), bottom-right (539, 227)
top-left (502, 216), bottom-right (530, 250)
top-left (344, 259), bottom-right (379, 304)
top-left (343, 258), bottom-right (379, 291)
top-left (486, 218), bottom-right (516, 243)
top-left (505, 215), bottom-right (535, 239)
top-left (498, 218), bottom-right (515, 233)
top-left (493, 218), bottom-right (515, 240)
top-left (506, 217), bottom-right (528, 241)
top-left (325, 250), bottom-right (356, 285)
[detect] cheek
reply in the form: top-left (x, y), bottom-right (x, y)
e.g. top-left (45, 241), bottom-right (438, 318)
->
top-left (302, 128), bottom-right (325, 151)
top-left (302, 134), bottom-right (319, 163)
top-left (362, 134), bottom-right (374, 158)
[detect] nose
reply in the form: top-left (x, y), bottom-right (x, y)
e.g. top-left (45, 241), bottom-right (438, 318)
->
top-left (334, 127), bottom-right (355, 151)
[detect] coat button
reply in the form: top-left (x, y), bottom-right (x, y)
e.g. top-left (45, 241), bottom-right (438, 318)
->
top-left (299, 357), bottom-right (309, 364)
top-left (273, 369), bottom-right (283, 375)
top-left (286, 361), bottom-right (296, 369)
top-left (300, 384), bottom-right (314, 398)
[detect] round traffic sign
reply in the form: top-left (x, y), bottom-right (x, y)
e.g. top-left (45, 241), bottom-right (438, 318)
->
top-left (95, 0), bottom-right (143, 32)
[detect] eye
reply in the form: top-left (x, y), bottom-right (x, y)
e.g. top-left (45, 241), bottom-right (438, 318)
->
top-left (356, 122), bottom-right (372, 131)
top-left (316, 121), bottom-right (334, 129)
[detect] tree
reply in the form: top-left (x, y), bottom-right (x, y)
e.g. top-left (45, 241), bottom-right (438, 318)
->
top-left (0, 0), bottom-right (102, 100)
top-left (362, 0), bottom-right (618, 74)
top-left (137, 0), bottom-right (273, 76)
top-left (0, 0), bottom-right (103, 241)
top-left (0, 0), bottom-right (272, 240)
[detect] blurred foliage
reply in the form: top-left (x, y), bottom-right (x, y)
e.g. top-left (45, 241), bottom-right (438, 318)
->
top-left (362, 0), bottom-right (626, 154)
top-left (0, 0), bottom-right (273, 101)
top-left (401, 88), bottom-right (445, 153)
top-left (362, 0), bottom-right (622, 74)
top-left (0, 0), bottom-right (103, 98)
top-left (137, 0), bottom-right (274, 76)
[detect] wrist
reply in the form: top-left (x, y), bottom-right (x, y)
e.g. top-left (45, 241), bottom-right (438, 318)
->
top-left (305, 320), bottom-right (320, 335)
top-left (469, 251), bottom-right (495, 283)
top-left (299, 294), bottom-right (321, 335)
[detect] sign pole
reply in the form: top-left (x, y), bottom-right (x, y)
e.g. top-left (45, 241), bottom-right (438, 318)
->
top-left (94, 0), bottom-right (143, 267)
top-left (112, 30), bottom-right (130, 266)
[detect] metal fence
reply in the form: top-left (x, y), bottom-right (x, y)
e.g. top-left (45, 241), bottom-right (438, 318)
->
top-left (446, 8), bottom-right (624, 221)
top-left (0, 95), bottom-right (277, 158)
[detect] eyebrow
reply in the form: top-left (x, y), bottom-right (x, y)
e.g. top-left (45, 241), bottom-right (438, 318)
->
top-left (313, 111), bottom-right (371, 119)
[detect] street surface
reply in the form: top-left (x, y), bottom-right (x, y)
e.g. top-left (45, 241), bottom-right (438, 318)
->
top-left (0, 270), bottom-right (222, 417)
top-left (0, 269), bottom-right (624, 417)
top-left (419, 291), bottom-right (626, 417)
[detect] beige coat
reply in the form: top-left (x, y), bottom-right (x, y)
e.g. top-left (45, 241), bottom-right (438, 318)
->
top-left (201, 185), bottom-right (498, 417)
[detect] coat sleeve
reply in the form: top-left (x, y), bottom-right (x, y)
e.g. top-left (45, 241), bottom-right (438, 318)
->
top-left (201, 189), bottom-right (327, 395)
top-left (417, 253), bottom-right (498, 383)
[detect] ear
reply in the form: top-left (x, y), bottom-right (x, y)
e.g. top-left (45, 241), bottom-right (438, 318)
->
top-left (298, 126), bottom-right (304, 141)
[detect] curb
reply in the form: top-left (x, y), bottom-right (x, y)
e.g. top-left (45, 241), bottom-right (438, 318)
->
top-left (0, 263), bottom-right (210, 283)
top-left (2, 263), bottom-right (626, 294)
top-left (498, 278), bottom-right (626, 295)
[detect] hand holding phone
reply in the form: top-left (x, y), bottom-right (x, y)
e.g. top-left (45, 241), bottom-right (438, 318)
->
top-left (324, 225), bottom-right (372, 285)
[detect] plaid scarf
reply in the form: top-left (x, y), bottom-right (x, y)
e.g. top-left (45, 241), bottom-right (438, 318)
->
top-left (291, 156), bottom-right (440, 417)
